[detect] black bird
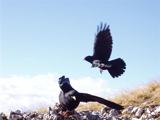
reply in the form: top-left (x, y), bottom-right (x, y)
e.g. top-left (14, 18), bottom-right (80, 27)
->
top-left (84, 23), bottom-right (126, 78)
top-left (58, 76), bottom-right (124, 116)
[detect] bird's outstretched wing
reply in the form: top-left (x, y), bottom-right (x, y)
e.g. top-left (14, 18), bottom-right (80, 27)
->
top-left (93, 23), bottom-right (113, 61)
top-left (79, 93), bottom-right (123, 110)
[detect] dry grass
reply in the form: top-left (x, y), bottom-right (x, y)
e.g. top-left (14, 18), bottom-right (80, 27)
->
top-left (37, 79), bottom-right (160, 113)
top-left (35, 103), bottom-right (49, 113)
top-left (76, 79), bottom-right (160, 112)
top-left (75, 102), bottom-right (105, 112)
top-left (37, 107), bottom-right (48, 114)
top-left (111, 79), bottom-right (160, 107)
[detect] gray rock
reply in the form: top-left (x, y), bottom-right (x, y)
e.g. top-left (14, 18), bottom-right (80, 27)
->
top-left (147, 113), bottom-right (153, 119)
top-left (155, 106), bottom-right (160, 113)
top-left (131, 118), bottom-right (139, 120)
top-left (130, 107), bottom-right (139, 115)
top-left (145, 108), bottom-right (151, 114)
top-left (1, 103), bottom-right (160, 120)
top-left (0, 115), bottom-right (3, 120)
top-left (15, 110), bottom-right (21, 115)
top-left (12, 114), bottom-right (22, 119)
top-left (109, 109), bottom-right (119, 116)
top-left (122, 106), bottom-right (134, 114)
top-left (111, 116), bottom-right (121, 120)
top-left (135, 108), bottom-right (143, 118)
top-left (103, 112), bottom-right (111, 119)
top-left (143, 102), bottom-right (150, 105)
top-left (151, 111), bottom-right (157, 118)
top-left (5, 110), bottom-right (13, 120)
top-left (101, 107), bottom-right (107, 115)
top-left (120, 115), bottom-right (130, 120)
top-left (0, 112), bottom-right (6, 120)
top-left (140, 113), bottom-right (147, 120)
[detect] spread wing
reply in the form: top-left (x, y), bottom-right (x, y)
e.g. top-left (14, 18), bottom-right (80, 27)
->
top-left (79, 93), bottom-right (123, 110)
top-left (93, 23), bottom-right (113, 61)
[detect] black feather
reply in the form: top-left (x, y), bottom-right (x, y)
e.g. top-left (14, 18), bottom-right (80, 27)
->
top-left (84, 23), bottom-right (126, 78)
top-left (59, 76), bottom-right (124, 111)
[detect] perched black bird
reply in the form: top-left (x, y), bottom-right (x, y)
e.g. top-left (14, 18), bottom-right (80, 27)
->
top-left (58, 76), bottom-right (124, 116)
top-left (84, 23), bottom-right (126, 78)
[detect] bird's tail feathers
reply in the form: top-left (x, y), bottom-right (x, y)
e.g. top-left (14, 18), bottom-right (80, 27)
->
top-left (108, 58), bottom-right (126, 78)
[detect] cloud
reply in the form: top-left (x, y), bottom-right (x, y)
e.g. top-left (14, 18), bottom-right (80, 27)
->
top-left (71, 77), bottom-right (112, 97)
top-left (0, 73), bottom-right (116, 112)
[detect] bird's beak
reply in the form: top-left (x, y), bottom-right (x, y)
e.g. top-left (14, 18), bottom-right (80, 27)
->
top-left (83, 59), bottom-right (85, 60)
top-left (71, 96), bottom-right (76, 101)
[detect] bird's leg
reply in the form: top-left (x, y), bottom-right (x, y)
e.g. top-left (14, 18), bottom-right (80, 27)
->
top-left (62, 110), bottom-right (68, 117)
top-left (100, 69), bottom-right (103, 74)
top-left (57, 104), bottom-right (61, 107)
top-left (56, 103), bottom-right (61, 107)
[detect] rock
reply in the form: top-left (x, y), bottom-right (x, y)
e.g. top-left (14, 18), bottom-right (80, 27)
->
top-left (155, 106), bottom-right (160, 113)
top-left (109, 109), bottom-right (119, 116)
top-left (130, 107), bottom-right (139, 115)
top-left (148, 118), bottom-right (155, 120)
top-left (131, 118), bottom-right (139, 120)
top-left (15, 110), bottom-right (21, 115)
top-left (140, 113), bottom-right (147, 120)
top-left (151, 111), bottom-right (157, 118)
top-left (0, 115), bottom-right (3, 120)
top-left (143, 102), bottom-right (150, 105)
top-left (38, 113), bottom-right (44, 119)
top-left (0, 103), bottom-right (160, 120)
top-left (5, 110), bottom-right (13, 120)
top-left (122, 106), bottom-right (134, 114)
top-left (145, 108), bottom-right (151, 114)
top-left (0, 112), bottom-right (7, 120)
top-left (147, 113), bottom-right (153, 119)
top-left (103, 112), bottom-right (111, 119)
top-left (101, 107), bottom-right (107, 115)
top-left (112, 116), bottom-right (121, 120)
top-left (119, 115), bottom-right (130, 120)
top-left (135, 108), bottom-right (143, 118)
top-left (12, 114), bottom-right (22, 119)
top-left (92, 111), bottom-right (99, 116)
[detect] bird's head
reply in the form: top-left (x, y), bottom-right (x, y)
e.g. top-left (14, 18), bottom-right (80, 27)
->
top-left (59, 76), bottom-right (70, 85)
top-left (83, 56), bottom-right (94, 63)
top-left (58, 76), bottom-right (74, 92)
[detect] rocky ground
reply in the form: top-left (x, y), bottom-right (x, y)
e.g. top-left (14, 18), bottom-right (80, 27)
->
top-left (0, 103), bottom-right (160, 120)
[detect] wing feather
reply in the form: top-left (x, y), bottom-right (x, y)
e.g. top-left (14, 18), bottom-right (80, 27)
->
top-left (79, 93), bottom-right (123, 110)
top-left (93, 23), bottom-right (113, 61)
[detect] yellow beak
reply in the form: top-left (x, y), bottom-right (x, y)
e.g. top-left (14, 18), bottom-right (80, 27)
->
top-left (71, 96), bottom-right (76, 101)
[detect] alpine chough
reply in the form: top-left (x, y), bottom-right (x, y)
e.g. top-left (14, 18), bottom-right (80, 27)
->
top-left (58, 76), bottom-right (124, 116)
top-left (84, 23), bottom-right (126, 78)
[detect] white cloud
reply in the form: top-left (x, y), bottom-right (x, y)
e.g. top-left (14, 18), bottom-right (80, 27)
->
top-left (71, 77), bottom-right (111, 97)
top-left (0, 73), bottom-right (117, 113)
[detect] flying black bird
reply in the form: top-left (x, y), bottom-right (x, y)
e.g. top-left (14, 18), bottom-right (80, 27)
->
top-left (58, 76), bottom-right (124, 116)
top-left (83, 23), bottom-right (126, 78)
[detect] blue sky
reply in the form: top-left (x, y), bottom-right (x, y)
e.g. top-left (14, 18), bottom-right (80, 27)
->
top-left (0, 0), bottom-right (160, 112)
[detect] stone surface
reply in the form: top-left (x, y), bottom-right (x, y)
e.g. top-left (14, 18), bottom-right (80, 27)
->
top-left (109, 109), bottom-right (120, 116)
top-left (143, 102), bottom-right (150, 105)
top-left (122, 106), bottom-right (134, 114)
top-left (135, 108), bottom-right (143, 117)
top-left (0, 103), bottom-right (160, 120)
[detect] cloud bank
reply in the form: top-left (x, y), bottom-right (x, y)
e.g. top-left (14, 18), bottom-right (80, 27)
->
top-left (0, 73), bottom-right (116, 112)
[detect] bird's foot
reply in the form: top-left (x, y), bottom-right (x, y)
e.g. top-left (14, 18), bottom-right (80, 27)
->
top-left (100, 69), bottom-right (103, 74)
top-left (62, 110), bottom-right (68, 117)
